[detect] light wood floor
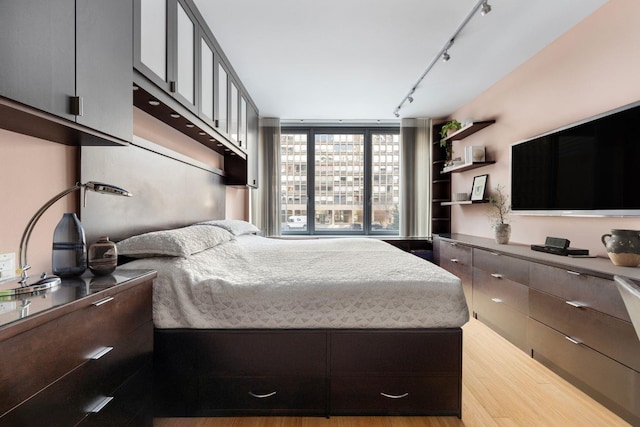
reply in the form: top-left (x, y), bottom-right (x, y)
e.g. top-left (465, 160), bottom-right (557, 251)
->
top-left (154, 318), bottom-right (630, 427)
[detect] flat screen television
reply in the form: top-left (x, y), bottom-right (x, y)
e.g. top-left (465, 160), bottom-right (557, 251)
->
top-left (511, 101), bottom-right (640, 217)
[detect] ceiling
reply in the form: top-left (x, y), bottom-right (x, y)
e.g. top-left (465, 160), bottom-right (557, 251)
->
top-left (193, 0), bottom-right (608, 122)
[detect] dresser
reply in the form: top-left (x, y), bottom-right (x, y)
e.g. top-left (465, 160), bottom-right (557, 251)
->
top-left (434, 234), bottom-right (640, 426)
top-left (0, 269), bottom-right (156, 426)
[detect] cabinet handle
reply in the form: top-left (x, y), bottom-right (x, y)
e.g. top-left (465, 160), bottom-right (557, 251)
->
top-left (70, 96), bottom-right (83, 116)
top-left (565, 301), bottom-right (583, 309)
top-left (380, 392), bottom-right (409, 399)
top-left (169, 81), bottom-right (176, 93)
top-left (566, 270), bottom-right (581, 276)
top-left (248, 391), bottom-right (277, 399)
top-left (87, 396), bottom-right (114, 413)
top-left (92, 296), bottom-right (114, 307)
top-left (565, 336), bottom-right (581, 345)
top-left (491, 273), bottom-right (503, 279)
top-left (88, 346), bottom-right (113, 360)
top-left (491, 297), bottom-right (503, 303)
top-left (450, 258), bottom-right (459, 263)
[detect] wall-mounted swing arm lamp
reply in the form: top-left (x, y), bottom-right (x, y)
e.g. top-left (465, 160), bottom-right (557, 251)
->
top-left (393, 0), bottom-right (491, 117)
top-left (9, 181), bottom-right (132, 295)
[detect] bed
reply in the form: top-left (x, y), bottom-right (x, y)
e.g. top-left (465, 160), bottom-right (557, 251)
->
top-left (114, 219), bottom-right (469, 417)
top-left (79, 140), bottom-right (468, 418)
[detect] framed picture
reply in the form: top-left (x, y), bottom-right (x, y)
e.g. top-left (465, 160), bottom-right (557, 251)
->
top-left (470, 174), bottom-right (488, 201)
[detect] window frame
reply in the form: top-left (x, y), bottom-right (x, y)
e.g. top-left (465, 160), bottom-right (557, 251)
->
top-left (280, 126), bottom-right (400, 236)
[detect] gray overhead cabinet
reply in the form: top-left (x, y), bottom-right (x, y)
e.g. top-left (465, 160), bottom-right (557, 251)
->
top-left (133, 0), bottom-right (259, 187)
top-left (0, 0), bottom-right (133, 146)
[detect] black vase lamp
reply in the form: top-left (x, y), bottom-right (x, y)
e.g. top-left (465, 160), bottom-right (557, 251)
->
top-left (10, 181), bottom-right (132, 295)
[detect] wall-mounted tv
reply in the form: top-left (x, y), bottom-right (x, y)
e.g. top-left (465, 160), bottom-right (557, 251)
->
top-left (511, 101), bottom-right (640, 217)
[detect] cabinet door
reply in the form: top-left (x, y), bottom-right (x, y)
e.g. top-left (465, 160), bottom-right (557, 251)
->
top-left (246, 103), bottom-right (259, 188)
top-left (230, 81), bottom-right (239, 144)
top-left (216, 62), bottom-right (229, 134)
top-left (200, 36), bottom-right (215, 123)
top-left (136, 0), bottom-right (171, 92)
top-left (76, 0), bottom-right (133, 142)
top-left (174, 0), bottom-right (196, 110)
top-left (240, 96), bottom-right (248, 147)
top-left (0, 0), bottom-right (75, 120)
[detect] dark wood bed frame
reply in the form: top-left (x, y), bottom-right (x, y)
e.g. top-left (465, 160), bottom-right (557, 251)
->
top-left (80, 140), bottom-right (463, 418)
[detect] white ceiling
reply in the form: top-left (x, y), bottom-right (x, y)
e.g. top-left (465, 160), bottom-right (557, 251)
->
top-left (193, 0), bottom-right (608, 122)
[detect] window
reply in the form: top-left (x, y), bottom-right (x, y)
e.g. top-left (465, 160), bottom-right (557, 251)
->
top-left (280, 127), bottom-right (400, 235)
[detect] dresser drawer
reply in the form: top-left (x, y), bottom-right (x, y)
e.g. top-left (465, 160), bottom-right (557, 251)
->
top-left (528, 318), bottom-right (640, 425)
top-left (473, 248), bottom-right (529, 285)
top-left (197, 331), bottom-right (327, 377)
top-left (473, 268), bottom-right (528, 315)
top-left (198, 376), bottom-right (326, 415)
top-left (474, 289), bottom-right (528, 352)
top-left (330, 330), bottom-right (461, 376)
top-left (1, 320), bottom-right (152, 426)
top-left (529, 263), bottom-right (629, 321)
top-left (440, 241), bottom-right (472, 273)
top-left (529, 289), bottom-right (640, 372)
top-left (439, 241), bottom-right (473, 307)
top-left (330, 375), bottom-right (460, 415)
top-left (0, 280), bottom-right (152, 417)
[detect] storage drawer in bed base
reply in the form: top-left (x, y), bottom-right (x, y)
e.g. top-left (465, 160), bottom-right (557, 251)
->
top-left (154, 327), bottom-right (463, 418)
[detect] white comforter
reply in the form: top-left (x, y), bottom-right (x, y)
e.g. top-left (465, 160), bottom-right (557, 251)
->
top-left (123, 235), bottom-right (469, 329)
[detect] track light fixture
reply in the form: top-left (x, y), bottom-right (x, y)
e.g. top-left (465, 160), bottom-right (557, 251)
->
top-left (481, 1), bottom-right (492, 16)
top-left (393, 0), bottom-right (493, 117)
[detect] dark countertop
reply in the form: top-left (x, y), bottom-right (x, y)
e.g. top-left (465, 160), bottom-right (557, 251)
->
top-left (436, 233), bottom-right (640, 281)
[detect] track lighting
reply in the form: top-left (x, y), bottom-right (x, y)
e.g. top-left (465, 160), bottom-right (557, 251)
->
top-left (393, 0), bottom-right (494, 117)
top-left (481, 1), bottom-right (491, 16)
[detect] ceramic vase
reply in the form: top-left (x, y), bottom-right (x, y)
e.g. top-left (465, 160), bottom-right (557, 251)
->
top-left (494, 223), bottom-right (511, 245)
top-left (601, 229), bottom-right (640, 267)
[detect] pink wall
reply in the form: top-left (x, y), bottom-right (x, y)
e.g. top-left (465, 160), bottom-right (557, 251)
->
top-left (448, 0), bottom-right (640, 257)
top-left (0, 131), bottom-right (77, 282)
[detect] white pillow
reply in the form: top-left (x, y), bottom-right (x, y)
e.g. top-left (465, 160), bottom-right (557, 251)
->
top-left (116, 224), bottom-right (234, 258)
top-left (198, 219), bottom-right (260, 236)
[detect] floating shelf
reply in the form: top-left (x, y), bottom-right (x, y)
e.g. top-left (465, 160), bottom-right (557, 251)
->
top-left (440, 120), bottom-right (495, 143)
top-left (441, 161), bottom-right (496, 174)
top-left (441, 200), bottom-right (489, 206)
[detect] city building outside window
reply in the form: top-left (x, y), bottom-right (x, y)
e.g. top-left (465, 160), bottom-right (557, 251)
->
top-left (280, 127), bottom-right (400, 235)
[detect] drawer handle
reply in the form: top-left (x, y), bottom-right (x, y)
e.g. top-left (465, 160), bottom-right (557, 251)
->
top-left (491, 252), bottom-right (501, 256)
top-left (450, 258), bottom-right (459, 263)
top-left (92, 296), bottom-right (114, 307)
top-left (565, 336), bottom-right (581, 345)
top-left (449, 242), bottom-right (457, 246)
top-left (380, 392), bottom-right (409, 399)
top-left (491, 298), bottom-right (503, 303)
top-left (566, 270), bottom-right (581, 276)
top-left (89, 346), bottom-right (113, 360)
top-left (87, 396), bottom-right (114, 413)
top-left (491, 273), bottom-right (503, 279)
top-left (248, 391), bottom-right (277, 399)
top-left (565, 301), bottom-right (583, 309)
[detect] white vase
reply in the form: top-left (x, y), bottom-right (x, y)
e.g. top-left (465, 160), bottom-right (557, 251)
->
top-left (494, 223), bottom-right (511, 244)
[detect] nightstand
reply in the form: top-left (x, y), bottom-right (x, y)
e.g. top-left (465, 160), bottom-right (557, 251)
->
top-left (0, 269), bottom-right (156, 426)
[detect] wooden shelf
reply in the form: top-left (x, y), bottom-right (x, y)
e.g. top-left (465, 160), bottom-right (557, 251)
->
top-left (441, 161), bottom-right (495, 174)
top-left (440, 120), bottom-right (495, 143)
top-left (441, 200), bottom-right (489, 206)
